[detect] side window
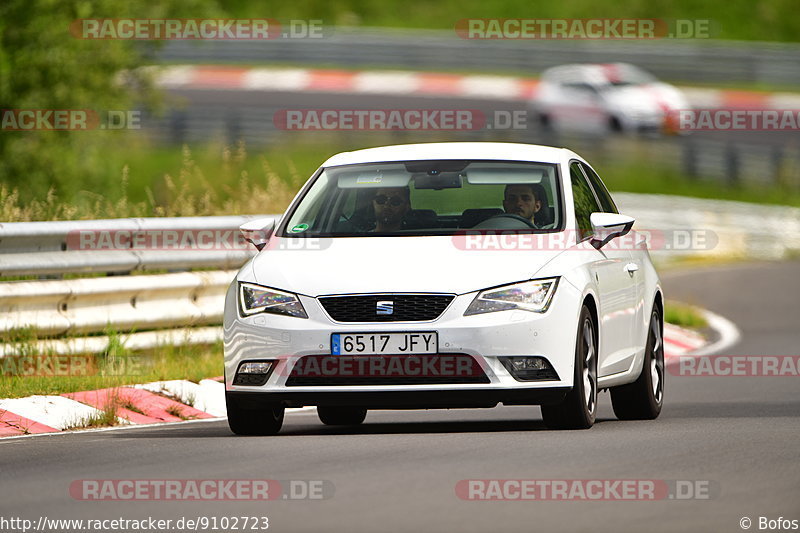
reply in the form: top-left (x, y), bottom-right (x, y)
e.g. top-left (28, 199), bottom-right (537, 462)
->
top-left (570, 162), bottom-right (602, 241)
top-left (581, 163), bottom-right (618, 213)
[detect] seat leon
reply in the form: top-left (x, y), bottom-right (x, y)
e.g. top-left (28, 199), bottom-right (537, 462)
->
top-left (224, 142), bottom-right (664, 435)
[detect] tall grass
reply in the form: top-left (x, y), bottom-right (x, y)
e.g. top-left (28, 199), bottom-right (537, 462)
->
top-left (0, 138), bottom-right (320, 222)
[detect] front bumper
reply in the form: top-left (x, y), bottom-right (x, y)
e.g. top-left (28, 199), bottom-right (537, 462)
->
top-left (227, 388), bottom-right (571, 409)
top-left (223, 279), bottom-right (582, 407)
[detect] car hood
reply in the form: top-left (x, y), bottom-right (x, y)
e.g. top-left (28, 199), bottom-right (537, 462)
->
top-left (250, 236), bottom-right (565, 296)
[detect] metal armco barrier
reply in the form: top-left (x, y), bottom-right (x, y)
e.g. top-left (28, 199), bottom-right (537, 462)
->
top-left (0, 215), bottom-right (275, 277)
top-left (153, 27), bottom-right (800, 86)
top-left (0, 270), bottom-right (234, 337)
top-left (0, 215), bottom-right (277, 355)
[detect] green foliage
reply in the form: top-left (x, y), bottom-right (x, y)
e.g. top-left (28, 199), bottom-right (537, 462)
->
top-left (221, 0), bottom-right (800, 42)
top-left (664, 300), bottom-right (708, 328)
top-left (0, 0), bottom-right (220, 198)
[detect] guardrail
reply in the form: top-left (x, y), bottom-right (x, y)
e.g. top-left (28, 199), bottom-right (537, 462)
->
top-left (0, 215), bottom-right (275, 277)
top-left (153, 27), bottom-right (800, 86)
top-left (0, 215), bottom-right (275, 356)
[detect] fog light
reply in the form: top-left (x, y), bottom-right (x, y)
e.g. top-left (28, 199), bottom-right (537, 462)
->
top-left (233, 360), bottom-right (275, 386)
top-left (499, 356), bottom-right (559, 381)
top-left (511, 358), bottom-right (547, 371)
top-left (239, 362), bottom-right (273, 374)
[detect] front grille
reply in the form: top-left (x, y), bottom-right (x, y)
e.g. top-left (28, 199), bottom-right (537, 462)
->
top-left (319, 294), bottom-right (454, 322)
top-left (285, 354), bottom-right (490, 386)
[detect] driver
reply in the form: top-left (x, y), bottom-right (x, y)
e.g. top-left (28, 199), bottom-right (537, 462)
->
top-left (372, 187), bottom-right (410, 232)
top-left (502, 184), bottom-right (542, 227)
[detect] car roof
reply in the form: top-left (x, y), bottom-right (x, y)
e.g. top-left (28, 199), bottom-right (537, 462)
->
top-left (542, 62), bottom-right (648, 84)
top-left (322, 142), bottom-right (578, 167)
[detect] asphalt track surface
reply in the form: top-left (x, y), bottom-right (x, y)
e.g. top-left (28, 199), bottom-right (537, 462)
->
top-left (1, 261), bottom-right (798, 533)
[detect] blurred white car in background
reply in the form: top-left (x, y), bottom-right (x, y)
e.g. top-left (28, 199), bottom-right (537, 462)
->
top-left (529, 63), bottom-right (689, 135)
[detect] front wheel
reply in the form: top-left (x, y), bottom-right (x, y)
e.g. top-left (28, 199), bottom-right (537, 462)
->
top-left (226, 393), bottom-right (285, 436)
top-left (541, 306), bottom-right (597, 429)
top-left (610, 307), bottom-right (665, 420)
top-left (317, 406), bottom-right (367, 426)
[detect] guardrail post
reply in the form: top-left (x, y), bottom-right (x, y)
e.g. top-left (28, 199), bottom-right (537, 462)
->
top-left (725, 142), bottom-right (740, 187)
top-left (170, 110), bottom-right (187, 145)
top-left (682, 137), bottom-right (698, 179)
top-left (772, 145), bottom-right (785, 188)
top-left (226, 109), bottom-right (241, 145)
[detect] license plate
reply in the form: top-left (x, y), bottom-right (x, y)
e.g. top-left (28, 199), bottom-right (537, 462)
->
top-left (331, 332), bottom-right (438, 355)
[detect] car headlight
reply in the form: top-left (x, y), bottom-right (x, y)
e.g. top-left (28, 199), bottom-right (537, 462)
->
top-left (464, 278), bottom-right (559, 316)
top-left (239, 282), bottom-right (308, 318)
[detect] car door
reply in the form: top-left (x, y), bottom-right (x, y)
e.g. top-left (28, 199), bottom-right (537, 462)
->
top-left (580, 162), bottom-right (646, 360)
top-left (570, 162), bottom-right (637, 377)
top-left (556, 83), bottom-right (606, 133)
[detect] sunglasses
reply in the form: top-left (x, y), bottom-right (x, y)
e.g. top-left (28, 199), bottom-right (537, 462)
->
top-left (373, 195), bottom-right (406, 207)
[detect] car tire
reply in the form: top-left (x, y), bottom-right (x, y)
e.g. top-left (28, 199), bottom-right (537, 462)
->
top-left (317, 406), bottom-right (367, 426)
top-left (226, 393), bottom-right (285, 436)
top-left (610, 307), bottom-right (665, 420)
top-left (541, 306), bottom-right (597, 430)
top-left (536, 112), bottom-right (552, 131)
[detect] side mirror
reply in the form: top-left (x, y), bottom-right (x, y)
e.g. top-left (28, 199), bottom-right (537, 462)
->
top-left (590, 213), bottom-right (634, 249)
top-left (239, 218), bottom-right (276, 251)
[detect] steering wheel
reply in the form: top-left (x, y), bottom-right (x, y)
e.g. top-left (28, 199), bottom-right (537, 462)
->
top-left (484, 213), bottom-right (538, 229)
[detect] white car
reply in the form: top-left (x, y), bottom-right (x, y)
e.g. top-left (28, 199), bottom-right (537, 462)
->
top-left (224, 142), bottom-right (664, 435)
top-left (530, 63), bottom-right (689, 134)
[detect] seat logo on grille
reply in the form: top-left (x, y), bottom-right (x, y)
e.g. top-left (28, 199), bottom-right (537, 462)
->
top-left (376, 300), bottom-right (394, 315)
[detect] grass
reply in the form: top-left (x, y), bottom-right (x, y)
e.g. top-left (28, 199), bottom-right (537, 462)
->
top-left (166, 403), bottom-right (197, 420)
top-left (66, 390), bottom-right (124, 430)
top-left (0, 337), bottom-right (223, 400)
top-left (2, 135), bottom-right (800, 224)
top-left (121, 401), bottom-right (145, 415)
top-left (0, 137), bottom-right (316, 221)
top-left (664, 300), bottom-right (708, 329)
top-left (68, 406), bottom-right (122, 430)
top-left (597, 159), bottom-right (800, 207)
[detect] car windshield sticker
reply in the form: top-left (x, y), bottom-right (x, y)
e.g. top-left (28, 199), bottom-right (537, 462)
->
top-left (290, 223), bottom-right (309, 233)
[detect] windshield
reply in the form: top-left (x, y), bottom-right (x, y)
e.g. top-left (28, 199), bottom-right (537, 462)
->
top-left (601, 64), bottom-right (656, 87)
top-left (281, 160), bottom-right (562, 237)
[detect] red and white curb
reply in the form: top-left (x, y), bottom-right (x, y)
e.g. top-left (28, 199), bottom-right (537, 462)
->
top-left (155, 65), bottom-right (800, 109)
top-left (0, 376), bottom-right (320, 438)
top-left (663, 323), bottom-right (706, 357)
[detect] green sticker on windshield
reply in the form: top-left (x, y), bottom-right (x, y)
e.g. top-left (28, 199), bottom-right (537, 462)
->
top-left (290, 223), bottom-right (309, 233)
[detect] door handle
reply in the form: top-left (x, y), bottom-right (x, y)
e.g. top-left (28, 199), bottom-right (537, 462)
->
top-left (625, 263), bottom-right (639, 276)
